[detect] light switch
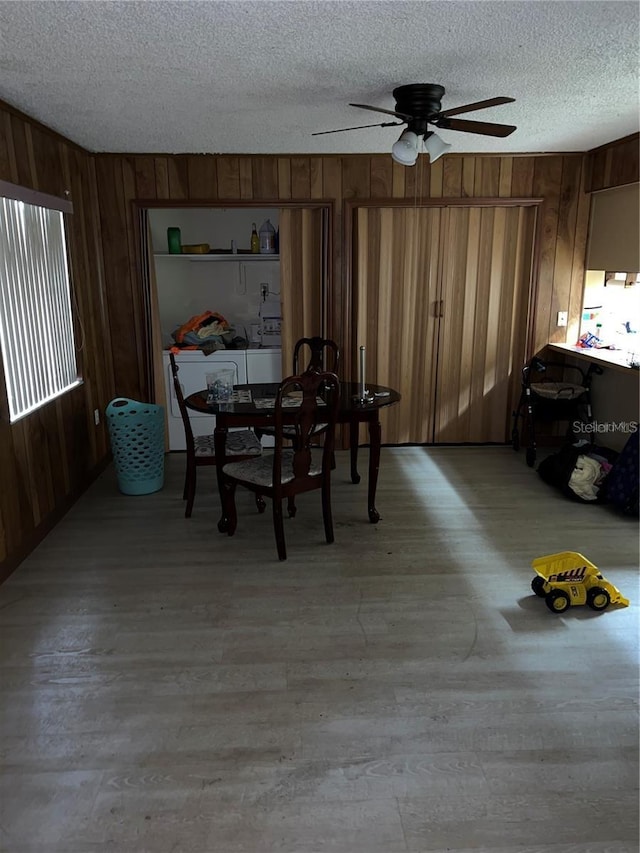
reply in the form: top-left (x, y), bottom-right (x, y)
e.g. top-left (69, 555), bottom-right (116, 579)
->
top-left (557, 311), bottom-right (568, 327)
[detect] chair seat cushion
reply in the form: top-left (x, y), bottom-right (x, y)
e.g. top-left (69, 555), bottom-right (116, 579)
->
top-left (223, 450), bottom-right (322, 487)
top-left (194, 430), bottom-right (262, 457)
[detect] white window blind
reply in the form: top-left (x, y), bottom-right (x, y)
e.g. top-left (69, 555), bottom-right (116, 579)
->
top-left (0, 187), bottom-right (80, 422)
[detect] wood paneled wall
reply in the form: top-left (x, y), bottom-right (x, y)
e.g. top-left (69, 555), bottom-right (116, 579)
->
top-left (94, 151), bottom-right (594, 399)
top-left (1, 99), bottom-right (637, 580)
top-left (0, 104), bottom-right (115, 581)
top-left (585, 133), bottom-right (640, 192)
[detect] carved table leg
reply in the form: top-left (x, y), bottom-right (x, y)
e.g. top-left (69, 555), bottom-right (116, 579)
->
top-left (214, 424), bottom-right (230, 533)
top-left (367, 418), bottom-right (382, 523)
top-left (350, 419), bottom-right (361, 484)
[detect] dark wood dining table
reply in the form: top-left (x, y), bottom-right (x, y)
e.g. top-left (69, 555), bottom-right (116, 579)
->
top-left (184, 381), bottom-right (401, 524)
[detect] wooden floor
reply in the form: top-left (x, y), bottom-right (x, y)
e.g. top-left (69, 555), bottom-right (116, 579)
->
top-left (0, 447), bottom-right (638, 853)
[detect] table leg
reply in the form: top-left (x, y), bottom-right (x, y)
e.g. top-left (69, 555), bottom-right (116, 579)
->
top-left (350, 420), bottom-right (361, 484)
top-left (214, 424), bottom-right (229, 533)
top-left (367, 418), bottom-right (382, 523)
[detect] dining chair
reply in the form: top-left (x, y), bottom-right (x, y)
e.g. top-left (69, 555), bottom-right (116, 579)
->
top-left (256, 336), bottom-right (340, 442)
top-left (169, 352), bottom-right (263, 517)
top-left (256, 337), bottom-right (341, 518)
top-left (293, 336), bottom-right (340, 375)
top-left (219, 370), bottom-right (340, 561)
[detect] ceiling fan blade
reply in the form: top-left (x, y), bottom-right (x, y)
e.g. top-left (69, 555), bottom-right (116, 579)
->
top-left (349, 103), bottom-right (413, 121)
top-left (312, 120), bottom-right (403, 136)
top-left (435, 117), bottom-right (517, 137)
top-left (438, 97), bottom-right (515, 118)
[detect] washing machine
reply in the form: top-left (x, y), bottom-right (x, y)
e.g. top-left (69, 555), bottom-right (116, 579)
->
top-left (163, 350), bottom-right (248, 450)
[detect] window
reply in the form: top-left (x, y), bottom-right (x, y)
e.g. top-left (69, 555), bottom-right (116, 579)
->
top-left (0, 181), bottom-right (80, 422)
top-left (580, 268), bottom-right (639, 354)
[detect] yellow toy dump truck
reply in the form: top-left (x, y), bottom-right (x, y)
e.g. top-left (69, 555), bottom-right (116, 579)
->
top-left (531, 551), bottom-right (630, 614)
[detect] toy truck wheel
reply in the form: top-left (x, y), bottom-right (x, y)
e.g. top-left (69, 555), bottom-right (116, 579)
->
top-left (531, 576), bottom-right (546, 597)
top-left (545, 589), bottom-right (570, 613)
top-left (587, 587), bottom-right (611, 611)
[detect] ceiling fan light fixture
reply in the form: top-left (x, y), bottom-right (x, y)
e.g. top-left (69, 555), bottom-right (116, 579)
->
top-left (391, 130), bottom-right (421, 166)
top-left (424, 131), bottom-right (452, 163)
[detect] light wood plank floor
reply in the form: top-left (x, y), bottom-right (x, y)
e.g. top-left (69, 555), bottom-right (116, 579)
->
top-left (1, 447), bottom-right (638, 853)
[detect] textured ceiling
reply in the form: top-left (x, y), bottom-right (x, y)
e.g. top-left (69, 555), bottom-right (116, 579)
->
top-left (0, 0), bottom-right (638, 155)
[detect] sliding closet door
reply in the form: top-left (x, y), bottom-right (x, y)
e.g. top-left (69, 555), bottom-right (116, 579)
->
top-left (354, 207), bottom-right (442, 444)
top-left (279, 207), bottom-right (328, 373)
top-left (434, 205), bottom-right (536, 443)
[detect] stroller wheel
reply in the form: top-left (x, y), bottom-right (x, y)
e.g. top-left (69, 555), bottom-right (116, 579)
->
top-left (526, 447), bottom-right (536, 468)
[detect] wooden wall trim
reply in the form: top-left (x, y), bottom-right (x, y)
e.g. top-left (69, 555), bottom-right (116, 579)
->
top-left (343, 196), bottom-right (544, 208)
top-left (134, 198), bottom-right (335, 208)
top-left (100, 151), bottom-right (587, 160)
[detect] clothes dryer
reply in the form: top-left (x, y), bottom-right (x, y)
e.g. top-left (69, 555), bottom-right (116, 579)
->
top-left (163, 350), bottom-right (247, 450)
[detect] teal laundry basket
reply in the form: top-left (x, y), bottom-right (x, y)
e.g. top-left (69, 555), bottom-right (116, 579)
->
top-left (105, 398), bottom-right (165, 495)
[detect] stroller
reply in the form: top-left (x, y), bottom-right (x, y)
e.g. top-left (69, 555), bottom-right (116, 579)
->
top-left (511, 356), bottom-right (602, 467)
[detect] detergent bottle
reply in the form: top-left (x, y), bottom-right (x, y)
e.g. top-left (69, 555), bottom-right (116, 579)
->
top-left (259, 219), bottom-right (276, 254)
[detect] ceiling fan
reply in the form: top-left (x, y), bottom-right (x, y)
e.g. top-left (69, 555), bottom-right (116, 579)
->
top-left (313, 84), bottom-right (516, 165)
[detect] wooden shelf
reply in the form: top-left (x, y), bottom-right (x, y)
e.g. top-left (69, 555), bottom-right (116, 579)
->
top-left (154, 253), bottom-right (279, 262)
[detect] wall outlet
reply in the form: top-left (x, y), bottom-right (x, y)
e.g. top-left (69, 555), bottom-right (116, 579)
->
top-left (94, 408), bottom-right (100, 425)
top-left (260, 283), bottom-right (269, 299)
top-left (557, 311), bottom-right (568, 327)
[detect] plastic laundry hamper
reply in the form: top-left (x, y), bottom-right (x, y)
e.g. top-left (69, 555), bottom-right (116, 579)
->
top-left (105, 397), bottom-right (165, 495)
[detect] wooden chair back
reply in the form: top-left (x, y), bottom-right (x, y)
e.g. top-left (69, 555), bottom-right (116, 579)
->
top-left (169, 352), bottom-right (195, 447)
top-left (219, 369), bottom-right (341, 559)
top-left (292, 337), bottom-right (340, 375)
top-left (272, 370), bottom-right (340, 495)
top-left (169, 351), bottom-right (264, 518)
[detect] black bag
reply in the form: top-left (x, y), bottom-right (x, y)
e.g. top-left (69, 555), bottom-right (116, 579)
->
top-left (602, 431), bottom-right (639, 516)
top-left (537, 442), bottom-right (617, 504)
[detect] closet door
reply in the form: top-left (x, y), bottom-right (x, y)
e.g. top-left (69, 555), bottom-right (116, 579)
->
top-left (354, 207), bottom-right (442, 444)
top-left (279, 207), bottom-right (328, 373)
top-left (434, 205), bottom-right (536, 443)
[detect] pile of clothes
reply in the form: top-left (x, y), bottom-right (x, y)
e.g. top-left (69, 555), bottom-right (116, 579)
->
top-left (566, 448), bottom-right (613, 501)
top-left (170, 311), bottom-right (242, 354)
top-left (538, 440), bottom-right (618, 503)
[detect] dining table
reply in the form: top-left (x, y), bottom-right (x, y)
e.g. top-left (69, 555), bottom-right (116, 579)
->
top-left (184, 381), bottom-right (401, 525)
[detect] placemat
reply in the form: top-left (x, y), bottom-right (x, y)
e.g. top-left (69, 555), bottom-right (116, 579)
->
top-left (206, 389), bottom-right (253, 404)
top-left (254, 396), bottom-right (326, 409)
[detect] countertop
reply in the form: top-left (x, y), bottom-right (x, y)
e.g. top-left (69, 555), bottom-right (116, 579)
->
top-left (547, 343), bottom-right (639, 375)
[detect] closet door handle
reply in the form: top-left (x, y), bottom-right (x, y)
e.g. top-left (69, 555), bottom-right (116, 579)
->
top-left (439, 300), bottom-right (444, 318)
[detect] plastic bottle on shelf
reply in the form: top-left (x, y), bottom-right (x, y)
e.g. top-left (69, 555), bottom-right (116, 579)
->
top-left (250, 223), bottom-right (259, 254)
top-left (167, 227), bottom-right (181, 254)
top-left (259, 219), bottom-right (276, 254)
